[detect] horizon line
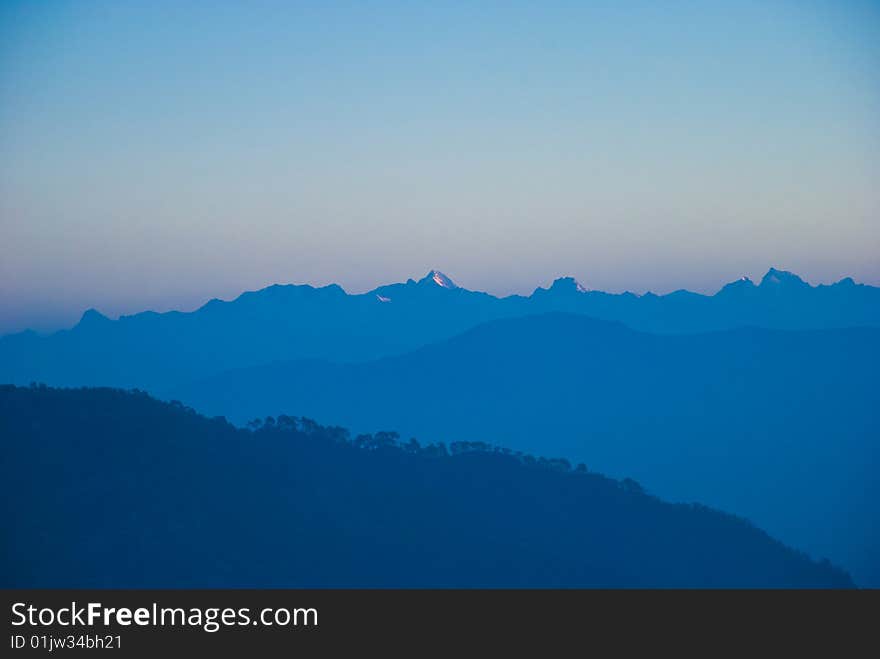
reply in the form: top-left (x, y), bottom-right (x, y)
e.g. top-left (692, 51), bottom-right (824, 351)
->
top-left (2, 265), bottom-right (873, 339)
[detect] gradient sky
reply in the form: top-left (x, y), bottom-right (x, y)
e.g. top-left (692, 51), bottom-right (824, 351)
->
top-left (1, 1), bottom-right (879, 334)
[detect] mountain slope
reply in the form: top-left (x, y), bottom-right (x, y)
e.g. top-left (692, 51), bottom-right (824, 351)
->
top-left (0, 385), bottom-right (853, 588)
top-left (173, 313), bottom-right (880, 586)
top-left (1, 269), bottom-right (878, 390)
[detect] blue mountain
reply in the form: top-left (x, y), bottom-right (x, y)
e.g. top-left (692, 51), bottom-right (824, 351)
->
top-left (1, 268), bottom-right (878, 390)
top-left (0, 385), bottom-right (853, 588)
top-left (171, 313), bottom-right (880, 586)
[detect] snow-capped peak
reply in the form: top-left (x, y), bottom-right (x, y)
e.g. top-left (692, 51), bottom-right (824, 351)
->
top-left (759, 267), bottom-right (808, 289)
top-left (422, 269), bottom-right (458, 289)
top-left (548, 276), bottom-right (588, 293)
top-left (717, 275), bottom-right (756, 296)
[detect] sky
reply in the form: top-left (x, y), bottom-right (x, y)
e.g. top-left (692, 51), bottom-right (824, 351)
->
top-left (1, 1), bottom-right (879, 334)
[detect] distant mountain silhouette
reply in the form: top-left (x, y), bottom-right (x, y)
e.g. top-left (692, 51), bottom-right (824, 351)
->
top-left (0, 385), bottom-right (854, 588)
top-left (172, 313), bottom-right (880, 587)
top-left (1, 268), bottom-right (877, 390)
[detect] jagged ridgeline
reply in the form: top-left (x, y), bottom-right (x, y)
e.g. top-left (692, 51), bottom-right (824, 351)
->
top-left (0, 385), bottom-right (852, 588)
top-left (1, 268), bottom-right (878, 390)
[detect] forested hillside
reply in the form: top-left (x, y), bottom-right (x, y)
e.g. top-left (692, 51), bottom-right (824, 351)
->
top-left (0, 385), bottom-right (853, 588)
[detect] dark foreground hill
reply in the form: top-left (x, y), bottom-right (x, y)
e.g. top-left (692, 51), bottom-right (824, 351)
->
top-left (174, 313), bottom-right (880, 586)
top-left (0, 385), bottom-right (853, 588)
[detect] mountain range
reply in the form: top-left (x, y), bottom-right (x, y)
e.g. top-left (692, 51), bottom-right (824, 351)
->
top-left (1, 267), bottom-right (877, 586)
top-left (1, 268), bottom-right (878, 390)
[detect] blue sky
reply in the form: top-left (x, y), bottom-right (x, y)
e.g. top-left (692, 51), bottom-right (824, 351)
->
top-left (1, 1), bottom-right (879, 333)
